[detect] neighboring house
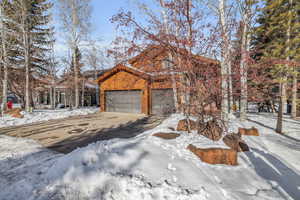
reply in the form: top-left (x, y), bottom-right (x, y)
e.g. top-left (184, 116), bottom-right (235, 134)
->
top-left (35, 69), bottom-right (107, 108)
top-left (96, 46), bottom-right (218, 115)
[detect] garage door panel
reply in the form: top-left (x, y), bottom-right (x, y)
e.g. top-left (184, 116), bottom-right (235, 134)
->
top-left (151, 89), bottom-right (175, 115)
top-left (106, 90), bottom-right (141, 113)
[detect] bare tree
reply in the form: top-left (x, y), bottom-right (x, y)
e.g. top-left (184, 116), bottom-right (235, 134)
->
top-left (48, 46), bottom-right (59, 109)
top-left (212, 0), bottom-right (235, 123)
top-left (159, 0), bottom-right (180, 113)
top-left (237, 0), bottom-right (255, 121)
top-left (85, 41), bottom-right (109, 106)
top-left (58, 0), bottom-right (91, 108)
top-left (198, 0), bottom-right (236, 123)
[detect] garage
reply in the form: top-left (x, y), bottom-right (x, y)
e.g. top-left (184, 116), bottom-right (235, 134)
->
top-left (105, 90), bottom-right (142, 113)
top-left (97, 65), bottom-right (179, 115)
top-left (151, 89), bottom-right (175, 115)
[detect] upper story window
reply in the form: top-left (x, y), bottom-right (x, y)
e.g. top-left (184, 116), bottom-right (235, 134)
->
top-left (162, 58), bottom-right (173, 69)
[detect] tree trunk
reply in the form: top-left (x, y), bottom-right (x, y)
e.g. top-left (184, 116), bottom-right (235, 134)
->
top-left (240, 20), bottom-right (250, 121)
top-left (276, 82), bottom-right (286, 133)
top-left (160, 0), bottom-right (179, 113)
top-left (50, 87), bottom-right (56, 109)
top-left (70, 0), bottom-right (79, 109)
top-left (64, 89), bottom-right (67, 107)
top-left (290, 0), bottom-right (297, 119)
top-left (291, 72), bottom-right (298, 119)
top-left (0, 4), bottom-right (8, 114)
top-left (94, 68), bottom-right (99, 106)
top-left (277, 0), bottom-right (292, 132)
top-left (24, 44), bottom-right (30, 111)
top-left (228, 60), bottom-right (233, 113)
top-left (53, 86), bottom-right (56, 109)
top-left (219, 0), bottom-right (230, 123)
top-left (73, 47), bottom-right (79, 108)
top-left (81, 80), bottom-right (85, 107)
top-left (21, 2), bottom-right (30, 112)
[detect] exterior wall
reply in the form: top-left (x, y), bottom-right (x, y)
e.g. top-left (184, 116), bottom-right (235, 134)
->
top-left (100, 71), bottom-right (150, 114)
top-left (98, 69), bottom-right (180, 115)
top-left (150, 79), bottom-right (173, 89)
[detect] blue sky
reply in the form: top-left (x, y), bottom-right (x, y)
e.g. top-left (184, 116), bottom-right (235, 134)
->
top-left (89, 0), bottom-right (159, 44)
top-left (90, 0), bottom-right (134, 43)
top-left (53, 0), bottom-right (147, 57)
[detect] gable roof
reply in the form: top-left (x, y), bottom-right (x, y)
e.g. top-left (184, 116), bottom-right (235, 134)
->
top-left (128, 45), bottom-right (219, 70)
top-left (97, 45), bottom-right (219, 84)
top-left (96, 64), bottom-right (151, 83)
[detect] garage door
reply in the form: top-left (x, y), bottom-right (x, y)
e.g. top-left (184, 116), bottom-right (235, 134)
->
top-left (151, 89), bottom-right (175, 115)
top-left (105, 90), bottom-right (141, 113)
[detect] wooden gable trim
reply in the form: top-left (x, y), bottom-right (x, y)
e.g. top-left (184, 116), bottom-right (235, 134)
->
top-left (96, 64), bottom-right (151, 83)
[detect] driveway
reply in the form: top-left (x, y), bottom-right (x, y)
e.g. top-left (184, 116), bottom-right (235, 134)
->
top-left (0, 112), bottom-right (163, 153)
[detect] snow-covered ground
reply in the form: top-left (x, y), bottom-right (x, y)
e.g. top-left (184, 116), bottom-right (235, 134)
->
top-left (0, 107), bottom-right (99, 128)
top-left (0, 113), bottom-right (299, 200)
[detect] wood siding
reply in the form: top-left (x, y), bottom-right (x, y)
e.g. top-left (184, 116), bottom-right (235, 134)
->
top-left (100, 70), bottom-right (151, 114)
top-left (98, 67), bottom-right (175, 115)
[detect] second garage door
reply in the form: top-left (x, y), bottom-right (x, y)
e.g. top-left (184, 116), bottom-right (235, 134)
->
top-left (105, 90), bottom-right (142, 113)
top-left (151, 89), bottom-right (175, 115)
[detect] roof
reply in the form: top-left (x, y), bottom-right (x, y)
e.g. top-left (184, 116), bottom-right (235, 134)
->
top-left (128, 45), bottom-right (219, 72)
top-left (96, 64), bottom-right (151, 83)
top-left (97, 45), bottom-right (219, 84)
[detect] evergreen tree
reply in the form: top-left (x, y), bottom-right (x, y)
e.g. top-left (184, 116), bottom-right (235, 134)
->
top-left (0, 0), bottom-right (12, 114)
top-left (253, 0), bottom-right (300, 133)
top-left (11, 0), bottom-right (54, 111)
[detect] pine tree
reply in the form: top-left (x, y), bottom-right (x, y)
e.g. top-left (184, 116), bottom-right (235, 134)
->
top-left (253, 0), bottom-right (300, 133)
top-left (11, 0), bottom-right (54, 111)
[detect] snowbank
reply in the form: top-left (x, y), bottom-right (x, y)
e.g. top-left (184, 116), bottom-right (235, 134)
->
top-left (0, 107), bottom-right (98, 128)
top-left (0, 113), bottom-right (299, 200)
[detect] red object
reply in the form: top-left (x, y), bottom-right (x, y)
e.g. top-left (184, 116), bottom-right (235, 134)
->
top-left (7, 101), bottom-right (13, 109)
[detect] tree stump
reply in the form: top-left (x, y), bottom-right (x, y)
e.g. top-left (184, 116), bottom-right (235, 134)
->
top-left (223, 133), bottom-right (249, 152)
top-left (238, 127), bottom-right (259, 136)
top-left (5, 108), bottom-right (24, 118)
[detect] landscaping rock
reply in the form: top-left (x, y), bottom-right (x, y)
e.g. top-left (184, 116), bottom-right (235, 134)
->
top-left (168, 127), bottom-right (175, 131)
top-left (223, 133), bottom-right (249, 152)
top-left (177, 119), bottom-right (197, 131)
top-left (5, 108), bottom-right (24, 118)
top-left (153, 132), bottom-right (180, 140)
top-left (187, 144), bottom-right (238, 165)
top-left (198, 120), bottom-right (222, 141)
top-left (11, 112), bottom-right (24, 119)
top-left (238, 127), bottom-right (259, 136)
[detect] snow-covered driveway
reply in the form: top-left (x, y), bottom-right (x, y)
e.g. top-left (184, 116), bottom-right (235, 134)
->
top-left (0, 113), bottom-right (299, 200)
top-left (0, 111), bottom-right (161, 153)
top-left (0, 107), bottom-right (99, 128)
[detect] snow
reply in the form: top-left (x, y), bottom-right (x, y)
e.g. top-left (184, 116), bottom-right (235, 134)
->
top-left (0, 112), bottom-right (299, 200)
top-left (0, 107), bottom-right (98, 128)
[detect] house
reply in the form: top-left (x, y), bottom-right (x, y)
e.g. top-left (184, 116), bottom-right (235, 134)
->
top-left (96, 46), bottom-right (218, 115)
top-left (35, 69), bottom-right (107, 108)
